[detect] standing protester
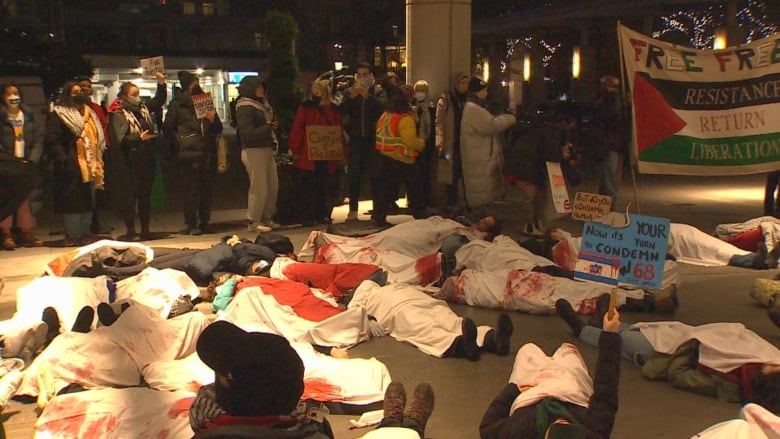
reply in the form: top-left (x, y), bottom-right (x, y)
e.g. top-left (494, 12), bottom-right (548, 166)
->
top-left (288, 80), bottom-right (344, 226)
top-left (374, 71), bottom-right (399, 109)
top-left (460, 76), bottom-right (516, 210)
top-left (76, 77), bottom-right (111, 235)
top-left (342, 62), bottom-right (381, 221)
top-left (435, 72), bottom-right (470, 208)
top-left (412, 80), bottom-right (436, 210)
top-left (106, 72), bottom-right (167, 240)
top-left (236, 76), bottom-right (280, 233)
top-left (163, 71), bottom-right (223, 236)
top-left (0, 83), bottom-right (44, 249)
top-left (593, 75), bottom-right (627, 211)
top-left (46, 81), bottom-right (106, 246)
top-left (372, 85), bottom-right (426, 226)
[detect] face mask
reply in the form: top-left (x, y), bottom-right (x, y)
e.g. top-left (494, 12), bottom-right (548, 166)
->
top-left (5, 95), bottom-right (20, 107)
top-left (414, 92), bottom-right (426, 102)
top-left (310, 95), bottom-right (322, 106)
top-left (127, 96), bottom-right (142, 107)
top-left (73, 94), bottom-right (87, 105)
top-left (357, 75), bottom-right (374, 89)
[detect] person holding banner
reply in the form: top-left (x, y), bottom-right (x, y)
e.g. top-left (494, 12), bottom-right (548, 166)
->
top-left (288, 79), bottom-right (344, 226)
top-left (593, 75), bottom-right (627, 211)
top-left (371, 85), bottom-right (427, 226)
top-left (163, 71), bottom-right (222, 235)
top-left (235, 76), bottom-right (279, 233)
top-left (460, 76), bottom-right (516, 209)
top-left (106, 72), bottom-right (167, 240)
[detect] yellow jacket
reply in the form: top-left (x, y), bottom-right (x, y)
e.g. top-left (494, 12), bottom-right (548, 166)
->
top-left (375, 112), bottom-right (425, 164)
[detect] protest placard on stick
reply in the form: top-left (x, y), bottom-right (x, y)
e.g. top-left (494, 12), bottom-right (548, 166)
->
top-left (546, 161), bottom-right (571, 213)
top-left (192, 93), bottom-right (215, 119)
top-left (140, 56), bottom-right (165, 77)
top-left (572, 192), bottom-right (612, 221)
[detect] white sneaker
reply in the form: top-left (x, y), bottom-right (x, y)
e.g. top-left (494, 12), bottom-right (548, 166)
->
top-left (248, 223), bottom-right (272, 233)
top-left (262, 220), bottom-right (281, 230)
top-left (347, 211), bottom-right (358, 221)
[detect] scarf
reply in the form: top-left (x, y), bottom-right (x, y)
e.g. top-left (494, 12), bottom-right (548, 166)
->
top-left (53, 104), bottom-right (106, 189)
top-left (236, 97), bottom-right (277, 144)
top-left (119, 100), bottom-right (154, 136)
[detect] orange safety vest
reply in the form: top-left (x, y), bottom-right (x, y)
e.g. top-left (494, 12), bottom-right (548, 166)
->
top-left (375, 112), bottom-right (420, 158)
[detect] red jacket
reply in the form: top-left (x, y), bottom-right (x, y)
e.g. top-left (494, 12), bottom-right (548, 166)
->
top-left (88, 101), bottom-right (109, 146)
top-left (287, 104), bottom-right (343, 173)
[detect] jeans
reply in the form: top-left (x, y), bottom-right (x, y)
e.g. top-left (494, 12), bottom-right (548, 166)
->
top-left (580, 323), bottom-right (654, 367)
top-left (377, 417), bottom-right (423, 438)
top-left (598, 151), bottom-right (621, 211)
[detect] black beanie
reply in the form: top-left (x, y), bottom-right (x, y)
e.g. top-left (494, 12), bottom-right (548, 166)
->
top-left (197, 321), bottom-right (305, 416)
top-left (178, 70), bottom-right (198, 90)
top-left (468, 76), bottom-right (487, 93)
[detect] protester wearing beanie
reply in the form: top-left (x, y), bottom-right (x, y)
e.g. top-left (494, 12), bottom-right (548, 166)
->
top-left (163, 71), bottom-right (223, 236)
top-left (459, 76), bottom-right (516, 209)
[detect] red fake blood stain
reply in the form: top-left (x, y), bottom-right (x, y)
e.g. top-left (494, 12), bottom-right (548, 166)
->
top-left (415, 253), bottom-right (440, 285)
top-left (168, 396), bottom-right (196, 418)
top-left (302, 378), bottom-right (342, 401)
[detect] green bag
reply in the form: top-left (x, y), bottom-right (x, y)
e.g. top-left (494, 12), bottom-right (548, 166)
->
top-left (150, 158), bottom-right (167, 210)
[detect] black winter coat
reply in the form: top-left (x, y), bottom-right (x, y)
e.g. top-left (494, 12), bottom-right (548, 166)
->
top-left (235, 97), bottom-right (276, 149)
top-left (45, 112), bottom-right (94, 214)
top-left (0, 104), bottom-right (43, 162)
top-left (479, 332), bottom-right (621, 439)
top-left (163, 90), bottom-right (222, 162)
top-left (341, 88), bottom-right (381, 140)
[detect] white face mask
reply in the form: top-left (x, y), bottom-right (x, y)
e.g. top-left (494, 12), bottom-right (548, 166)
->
top-left (6, 95), bottom-right (20, 107)
top-left (414, 92), bottom-right (426, 102)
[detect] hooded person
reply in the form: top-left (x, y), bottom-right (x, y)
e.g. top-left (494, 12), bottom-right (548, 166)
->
top-left (163, 71), bottom-right (223, 236)
top-left (189, 321), bottom-right (334, 438)
top-left (459, 76), bottom-right (516, 209)
top-left (435, 72), bottom-right (470, 208)
top-left (235, 76), bottom-right (279, 233)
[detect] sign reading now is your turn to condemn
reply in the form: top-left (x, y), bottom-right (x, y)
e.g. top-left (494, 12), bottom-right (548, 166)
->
top-left (574, 214), bottom-right (670, 289)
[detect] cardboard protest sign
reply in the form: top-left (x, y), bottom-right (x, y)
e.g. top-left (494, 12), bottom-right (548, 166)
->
top-left (574, 214), bottom-right (670, 289)
top-left (546, 161), bottom-right (571, 213)
top-left (574, 252), bottom-right (620, 285)
top-left (572, 192), bottom-right (612, 221)
top-left (306, 125), bottom-right (344, 160)
top-left (192, 93), bottom-right (215, 119)
top-left (140, 56), bottom-right (165, 76)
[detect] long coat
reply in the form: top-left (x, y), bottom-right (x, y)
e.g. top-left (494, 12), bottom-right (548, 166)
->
top-left (45, 113), bottom-right (94, 214)
top-left (460, 101), bottom-right (515, 208)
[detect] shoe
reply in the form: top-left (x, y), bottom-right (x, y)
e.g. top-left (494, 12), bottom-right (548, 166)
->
top-left (460, 318), bottom-right (481, 361)
top-left (492, 313), bottom-right (514, 356)
top-left (1, 233), bottom-right (15, 251)
top-left (587, 293), bottom-right (611, 328)
top-left (18, 232), bottom-right (43, 247)
top-left (382, 381), bottom-right (407, 422)
top-left (26, 322), bottom-right (48, 355)
top-left (317, 217), bottom-right (333, 225)
top-left (346, 211), bottom-right (358, 221)
top-left (199, 223), bottom-right (212, 234)
top-left (71, 306), bottom-right (95, 333)
top-left (372, 218), bottom-right (391, 228)
top-left (139, 230), bottom-right (154, 240)
top-left (556, 299), bottom-right (584, 336)
top-left (97, 303), bottom-right (119, 327)
top-left (62, 236), bottom-right (80, 247)
top-left (405, 383), bottom-right (435, 431)
top-left (753, 243), bottom-right (769, 269)
top-left (249, 223), bottom-right (272, 233)
top-left (651, 284), bottom-right (679, 313)
top-left (188, 227), bottom-right (203, 236)
top-left (42, 307), bottom-right (61, 345)
top-left (262, 220), bottom-right (281, 230)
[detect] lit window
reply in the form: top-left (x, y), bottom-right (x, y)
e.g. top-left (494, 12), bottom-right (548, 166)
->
top-left (183, 1), bottom-right (195, 14)
top-left (203, 2), bottom-right (215, 16)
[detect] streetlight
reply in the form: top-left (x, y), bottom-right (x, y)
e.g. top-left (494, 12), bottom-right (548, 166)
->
top-left (572, 46), bottom-right (580, 79)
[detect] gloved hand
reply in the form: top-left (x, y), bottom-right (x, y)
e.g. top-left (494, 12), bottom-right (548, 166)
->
top-left (367, 316), bottom-right (385, 338)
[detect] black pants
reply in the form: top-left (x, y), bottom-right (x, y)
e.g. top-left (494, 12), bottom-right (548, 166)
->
top-left (372, 154), bottom-right (424, 222)
top-left (297, 162), bottom-right (332, 223)
top-left (180, 155), bottom-right (215, 228)
top-left (348, 136), bottom-right (375, 212)
top-left (766, 171), bottom-right (780, 216)
top-left (445, 147), bottom-right (463, 207)
top-left (124, 147), bottom-right (156, 230)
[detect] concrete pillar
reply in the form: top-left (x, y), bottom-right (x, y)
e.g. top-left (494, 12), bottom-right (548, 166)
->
top-left (406, 0), bottom-right (471, 97)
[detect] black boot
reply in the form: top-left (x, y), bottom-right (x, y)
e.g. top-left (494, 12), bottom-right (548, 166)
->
top-left (482, 313), bottom-right (514, 355)
top-left (125, 222), bottom-right (137, 241)
top-left (97, 303), bottom-right (119, 327)
top-left (72, 306), bottom-right (95, 333)
top-left (457, 317), bottom-right (480, 361)
top-left (42, 307), bottom-right (61, 346)
top-left (555, 299), bottom-right (584, 336)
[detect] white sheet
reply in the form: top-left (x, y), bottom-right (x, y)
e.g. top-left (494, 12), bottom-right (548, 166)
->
top-left (692, 403), bottom-right (780, 439)
top-left (114, 267), bottom-right (200, 318)
top-left (15, 276), bottom-right (110, 332)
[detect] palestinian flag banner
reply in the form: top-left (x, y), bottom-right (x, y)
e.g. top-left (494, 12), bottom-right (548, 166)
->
top-left (619, 24), bottom-right (780, 176)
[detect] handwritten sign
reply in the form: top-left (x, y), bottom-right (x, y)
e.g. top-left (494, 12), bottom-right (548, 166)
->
top-left (306, 125), bottom-right (343, 161)
top-left (546, 161), bottom-right (571, 213)
top-left (140, 56), bottom-right (165, 76)
top-left (572, 192), bottom-right (612, 221)
top-left (576, 214), bottom-right (670, 289)
top-left (574, 252), bottom-right (620, 285)
top-left (192, 92), bottom-right (215, 119)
